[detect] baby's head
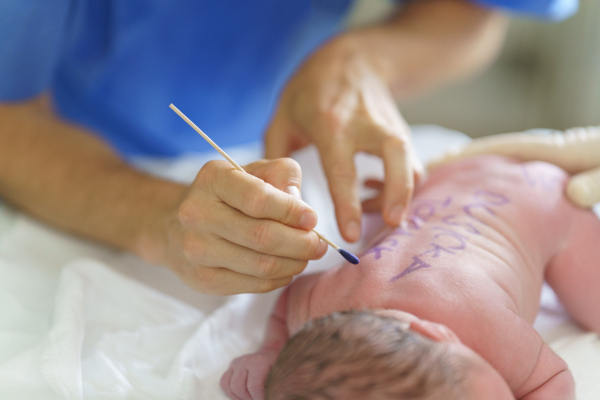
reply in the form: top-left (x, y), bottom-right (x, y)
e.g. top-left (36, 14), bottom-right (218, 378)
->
top-left (265, 310), bottom-right (513, 400)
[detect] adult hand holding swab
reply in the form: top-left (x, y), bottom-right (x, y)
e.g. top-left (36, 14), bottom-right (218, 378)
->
top-left (170, 104), bottom-right (359, 265)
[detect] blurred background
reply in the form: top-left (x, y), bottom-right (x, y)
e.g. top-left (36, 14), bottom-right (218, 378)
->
top-left (350, 0), bottom-right (600, 137)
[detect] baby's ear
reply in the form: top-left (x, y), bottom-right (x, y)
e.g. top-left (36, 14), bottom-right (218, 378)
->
top-left (409, 319), bottom-right (461, 344)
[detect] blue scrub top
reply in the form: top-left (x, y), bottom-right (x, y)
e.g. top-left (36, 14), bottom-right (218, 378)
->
top-left (0, 0), bottom-right (578, 157)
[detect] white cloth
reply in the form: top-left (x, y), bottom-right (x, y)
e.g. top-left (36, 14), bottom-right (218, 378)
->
top-left (0, 126), bottom-right (598, 400)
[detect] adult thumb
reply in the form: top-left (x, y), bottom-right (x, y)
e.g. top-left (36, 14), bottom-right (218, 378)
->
top-left (566, 166), bottom-right (600, 208)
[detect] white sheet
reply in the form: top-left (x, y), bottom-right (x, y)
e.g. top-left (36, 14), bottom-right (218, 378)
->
top-left (0, 126), bottom-right (597, 400)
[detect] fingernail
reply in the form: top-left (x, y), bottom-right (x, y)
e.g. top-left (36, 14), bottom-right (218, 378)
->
top-left (345, 220), bottom-right (360, 242)
top-left (285, 185), bottom-right (302, 200)
top-left (389, 205), bottom-right (404, 224)
top-left (317, 240), bottom-right (328, 258)
top-left (299, 210), bottom-right (318, 230)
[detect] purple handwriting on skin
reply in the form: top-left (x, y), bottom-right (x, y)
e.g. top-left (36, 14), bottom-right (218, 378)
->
top-left (440, 196), bottom-right (453, 209)
top-left (412, 204), bottom-right (436, 222)
top-left (442, 214), bottom-right (480, 235)
top-left (372, 236), bottom-right (399, 248)
top-left (391, 226), bottom-right (413, 237)
top-left (366, 198), bottom-right (454, 262)
top-left (521, 164), bottom-right (536, 187)
top-left (463, 203), bottom-right (496, 221)
top-left (366, 238), bottom-right (400, 260)
top-left (388, 190), bottom-right (510, 282)
top-left (418, 228), bottom-right (468, 258)
top-left (383, 238), bottom-right (399, 247)
top-left (412, 204), bottom-right (434, 221)
top-left (365, 246), bottom-right (394, 260)
top-left (419, 242), bottom-right (455, 258)
top-left (473, 190), bottom-right (510, 205)
top-left (386, 216), bottom-right (431, 239)
top-left (415, 196), bottom-right (453, 209)
top-left (521, 165), bottom-right (562, 190)
top-left (409, 196), bottom-right (454, 224)
top-left (463, 190), bottom-right (510, 224)
top-left (390, 256), bottom-right (432, 282)
top-left (406, 216), bottom-right (424, 230)
top-left (432, 227), bottom-right (468, 250)
top-left (394, 197), bottom-right (454, 237)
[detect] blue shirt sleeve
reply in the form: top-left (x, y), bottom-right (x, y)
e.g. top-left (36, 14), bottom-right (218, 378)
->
top-left (469, 0), bottom-right (578, 20)
top-left (0, 0), bottom-right (72, 100)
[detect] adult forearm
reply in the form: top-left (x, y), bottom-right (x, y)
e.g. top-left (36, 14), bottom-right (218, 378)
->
top-left (338, 0), bottom-right (509, 98)
top-left (0, 96), bottom-right (325, 295)
top-left (0, 96), bottom-right (186, 259)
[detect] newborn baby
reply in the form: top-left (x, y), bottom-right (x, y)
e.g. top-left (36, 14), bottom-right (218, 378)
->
top-left (221, 156), bottom-right (600, 400)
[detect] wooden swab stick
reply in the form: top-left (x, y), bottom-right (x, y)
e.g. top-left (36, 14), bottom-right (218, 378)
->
top-left (170, 103), bottom-right (359, 264)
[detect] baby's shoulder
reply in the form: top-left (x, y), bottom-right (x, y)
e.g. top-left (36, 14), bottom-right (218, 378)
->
top-left (430, 155), bottom-right (568, 186)
top-left (286, 273), bottom-right (321, 334)
top-left (428, 156), bottom-right (571, 220)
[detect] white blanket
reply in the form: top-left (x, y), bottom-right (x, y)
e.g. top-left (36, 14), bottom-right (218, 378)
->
top-left (0, 126), bottom-right (598, 400)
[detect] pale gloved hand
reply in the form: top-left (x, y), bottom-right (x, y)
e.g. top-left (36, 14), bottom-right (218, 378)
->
top-left (428, 126), bottom-right (600, 208)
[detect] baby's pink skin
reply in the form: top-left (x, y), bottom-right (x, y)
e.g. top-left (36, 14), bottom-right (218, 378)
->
top-left (222, 156), bottom-right (600, 400)
top-left (220, 286), bottom-right (290, 400)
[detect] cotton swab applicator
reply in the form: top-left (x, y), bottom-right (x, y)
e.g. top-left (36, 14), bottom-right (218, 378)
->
top-left (169, 103), bottom-right (360, 265)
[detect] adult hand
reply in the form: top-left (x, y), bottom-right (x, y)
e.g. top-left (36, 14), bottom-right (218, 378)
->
top-left (148, 158), bottom-right (327, 295)
top-left (428, 126), bottom-right (600, 207)
top-left (265, 37), bottom-right (423, 242)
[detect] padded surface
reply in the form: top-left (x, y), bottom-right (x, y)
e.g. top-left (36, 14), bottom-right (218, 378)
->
top-left (0, 126), bottom-right (597, 399)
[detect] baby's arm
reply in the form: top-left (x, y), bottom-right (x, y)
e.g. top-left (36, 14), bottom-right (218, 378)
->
top-left (220, 288), bottom-right (290, 400)
top-left (546, 207), bottom-right (600, 334)
top-left (516, 343), bottom-right (575, 400)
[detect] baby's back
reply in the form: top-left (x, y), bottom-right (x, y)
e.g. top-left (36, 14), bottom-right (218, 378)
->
top-left (288, 156), bottom-right (576, 391)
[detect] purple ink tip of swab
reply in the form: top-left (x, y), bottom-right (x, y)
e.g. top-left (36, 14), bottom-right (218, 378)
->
top-left (338, 249), bottom-right (360, 264)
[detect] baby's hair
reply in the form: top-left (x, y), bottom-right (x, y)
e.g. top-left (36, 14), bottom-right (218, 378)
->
top-left (265, 310), bottom-right (471, 400)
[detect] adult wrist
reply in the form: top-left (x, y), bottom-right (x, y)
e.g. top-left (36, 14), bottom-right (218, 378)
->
top-left (331, 27), bottom-right (412, 97)
top-left (131, 179), bottom-right (188, 266)
top-left (327, 30), bottom-right (390, 76)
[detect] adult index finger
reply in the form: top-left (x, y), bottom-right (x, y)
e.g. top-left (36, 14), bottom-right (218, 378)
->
top-left (381, 136), bottom-right (414, 225)
top-left (208, 204), bottom-right (325, 261)
top-left (210, 164), bottom-right (318, 231)
top-left (320, 142), bottom-right (362, 242)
